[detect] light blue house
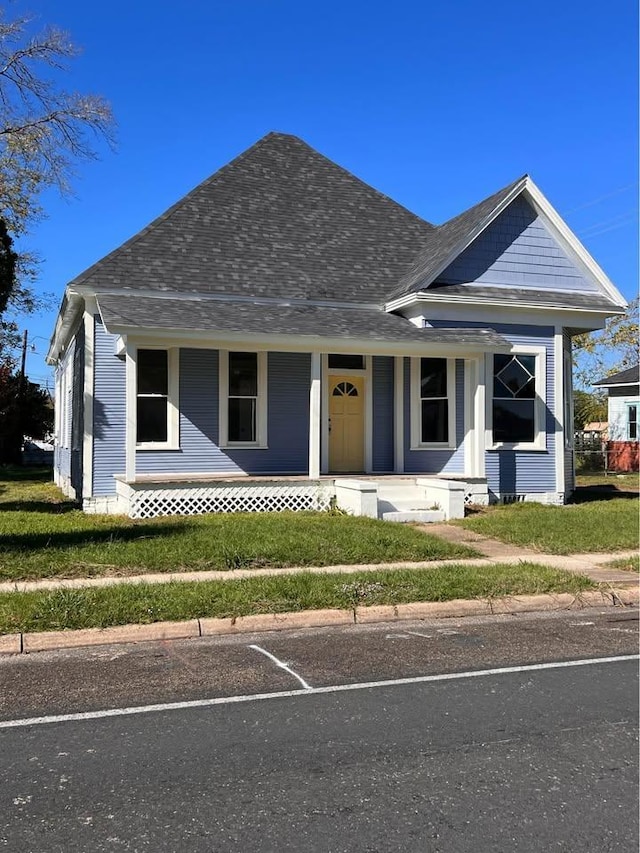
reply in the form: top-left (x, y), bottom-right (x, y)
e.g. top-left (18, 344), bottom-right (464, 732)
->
top-left (47, 133), bottom-right (627, 518)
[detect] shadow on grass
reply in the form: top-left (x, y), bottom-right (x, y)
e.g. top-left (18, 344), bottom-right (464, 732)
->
top-left (0, 499), bottom-right (80, 514)
top-left (0, 522), bottom-right (191, 553)
top-left (0, 466), bottom-right (53, 483)
top-left (569, 486), bottom-right (640, 504)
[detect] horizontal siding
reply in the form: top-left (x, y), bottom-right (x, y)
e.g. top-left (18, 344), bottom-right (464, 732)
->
top-left (608, 395), bottom-right (639, 441)
top-left (93, 317), bottom-right (126, 495)
top-left (404, 358), bottom-right (465, 474)
top-left (372, 356), bottom-right (394, 472)
top-left (134, 349), bottom-right (312, 477)
top-left (438, 196), bottom-right (597, 292)
top-left (54, 337), bottom-right (76, 480)
top-left (430, 321), bottom-right (557, 495)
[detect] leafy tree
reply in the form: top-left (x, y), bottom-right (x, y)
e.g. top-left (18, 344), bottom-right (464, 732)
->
top-left (572, 296), bottom-right (639, 390)
top-left (0, 363), bottom-right (53, 464)
top-left (0, 8), bottom-right (114, 363)
top-left (573, 389), bottom-right (608, 431)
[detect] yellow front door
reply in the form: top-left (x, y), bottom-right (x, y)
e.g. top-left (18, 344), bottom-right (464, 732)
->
top-left (329, 375), bottom-right (365, 472)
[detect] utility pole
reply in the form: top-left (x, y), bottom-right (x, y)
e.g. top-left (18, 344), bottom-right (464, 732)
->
top-left (19, 329), bottom-right (27, 388)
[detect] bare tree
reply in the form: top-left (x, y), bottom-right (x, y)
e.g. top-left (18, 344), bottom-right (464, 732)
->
top-left (0, 11), bottom-right (114, 232)
top-left (0, 8), bottom-right (114, 362)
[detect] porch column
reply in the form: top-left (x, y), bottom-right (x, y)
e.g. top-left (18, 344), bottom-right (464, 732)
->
top-left (394, 356), bottom-right (404, 473)
top-left (125, 343), bottom-right (137, 482)
top-left (308, 352), bottom-right (321, 478)
top-left (473, 356), bottom-right (486, 478)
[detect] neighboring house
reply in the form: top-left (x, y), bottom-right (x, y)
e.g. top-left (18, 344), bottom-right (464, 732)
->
top-left (593, 365), bottom-right (639, 473)
top-left (46, 132), bottom-right (628, 518)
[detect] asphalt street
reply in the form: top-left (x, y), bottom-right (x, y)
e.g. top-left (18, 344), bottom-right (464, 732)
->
top-left (0, 609), bottom-right (638, 852)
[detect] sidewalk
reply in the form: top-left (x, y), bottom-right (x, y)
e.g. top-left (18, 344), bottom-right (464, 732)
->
top-left (0, 543), bottom-right (636, 594)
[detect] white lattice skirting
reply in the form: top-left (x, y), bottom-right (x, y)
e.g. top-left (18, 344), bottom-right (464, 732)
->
top-left (126, 482), bottom-right (335, 519)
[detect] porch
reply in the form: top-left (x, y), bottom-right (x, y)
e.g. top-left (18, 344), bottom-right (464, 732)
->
top-left (88, 472), bottom-right (490, 520)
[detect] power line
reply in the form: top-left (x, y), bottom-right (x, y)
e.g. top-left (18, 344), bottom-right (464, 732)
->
top-left (562, 183), bottom-right (637, 215)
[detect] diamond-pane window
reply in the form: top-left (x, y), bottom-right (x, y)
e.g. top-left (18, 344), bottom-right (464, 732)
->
top-left (494, 355), bottom-right (535, 399)
top-left (492, 353), bottom-right (538, 444)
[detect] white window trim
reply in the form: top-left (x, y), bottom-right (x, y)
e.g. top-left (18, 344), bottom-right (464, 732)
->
top-left (135, 347), bottom-right (180, 450)
top-left (218, 350), bottom-right (268, 448)
top-left (485, 345), bottom-right (547, 452)
top-left (410, 357), bottom-right (456, 450)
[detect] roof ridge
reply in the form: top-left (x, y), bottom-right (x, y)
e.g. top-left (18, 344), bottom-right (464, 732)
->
top-left (68, 132), bottom-right (281, 289)
top-left (68, 132), bottom-right (434, 292)
top-left (277, 135), bottom-right (435, 231)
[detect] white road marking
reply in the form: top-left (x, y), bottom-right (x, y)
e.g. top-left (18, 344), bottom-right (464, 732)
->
top-left (569, 621), bottom-right (595, 626)
top-left (0, 654), bottom-right (637, 731)
top-left (406, 631), bottom-right (434, 639)
top-left (248, 644), bottom-right (312, 691)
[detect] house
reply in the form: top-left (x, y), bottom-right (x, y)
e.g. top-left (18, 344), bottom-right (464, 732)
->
top-left (46, 132), bottom-right (628, 519)
top-left (593, 365), bottom-right (639, 472)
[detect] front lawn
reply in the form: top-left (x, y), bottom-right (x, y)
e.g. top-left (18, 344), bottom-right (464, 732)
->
top-left (459, 498), bottom-right (639, 555)
top-left (0, 469), bottom-right (476, 581)
top-left (0, 563), bottom-right (595, 634)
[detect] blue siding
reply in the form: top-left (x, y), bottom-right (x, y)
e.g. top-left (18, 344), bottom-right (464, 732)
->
top-left (438, 196), bottom-right (597, 292)
top-left (93, 317), bottom-right (125, 495)
top-left (372, 356), bottom-right (394, 472)
top-left (404, 358), bottom-right (465, 474)
top-left (71, 323), bottom-right (85, 497)
top-left (136, 350), bottom-right (311, 476)
top-left (54, 336), bottom-right (77, 481)
top-left (430, 321), bottom-right (556, 496)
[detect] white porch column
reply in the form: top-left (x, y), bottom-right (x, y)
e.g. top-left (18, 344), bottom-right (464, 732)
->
top-left (308, 351), bottom-right (321, 479)
top-left (125, 343), bottom-right (137, 482)
top-left (473, 356), bottom-right (486, 478)
top-left (394, 356), bottom-right (404, 473)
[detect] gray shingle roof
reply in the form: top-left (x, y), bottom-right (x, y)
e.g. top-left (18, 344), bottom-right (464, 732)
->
top-left (97, 295), bottom-right (510, 350)
top-left (386, 177), bottom-right (527, 301)
top-left (417, 284), bottom-right (620, 312)
top-left (71, 132), bottom-right (434, 304)
top-left (593, 365), bottom-right (640, 387)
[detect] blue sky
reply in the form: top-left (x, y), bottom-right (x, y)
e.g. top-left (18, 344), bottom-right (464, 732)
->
top-left (13, 0), bottom-right (639, 388)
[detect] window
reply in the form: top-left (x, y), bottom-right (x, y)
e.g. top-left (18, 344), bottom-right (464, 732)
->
top-left (488, 348), bottom-right (545, 449)
top-left (219, 351), bottom-right (267, 447)
top-left (628, 405), bottom-right (637, 441)
top-left (410, 357), bottom-right (455, 448)
top-left (328, 354), bottom-right (365, 370)
top-left (136, 349), bottom-right (179, 447)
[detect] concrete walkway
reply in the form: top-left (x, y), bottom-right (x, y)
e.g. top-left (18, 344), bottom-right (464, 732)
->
top-left (0, 546), bottom-right (636, 594)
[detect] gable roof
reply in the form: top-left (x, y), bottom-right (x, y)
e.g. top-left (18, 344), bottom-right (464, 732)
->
top-left (593, 365), bottom-right (640, 387)
top-left (387, 177), bottom-right (627, 308)
top-left (386, 176), bottom-right (527, 302)
top-left (67, 132), bottom-right (434, 305)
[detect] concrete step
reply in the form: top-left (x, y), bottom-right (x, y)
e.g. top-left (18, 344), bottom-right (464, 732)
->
top-left (382, 509), bottom-right (446, 524)
top-left (377, 499), bottom-right (437, 514)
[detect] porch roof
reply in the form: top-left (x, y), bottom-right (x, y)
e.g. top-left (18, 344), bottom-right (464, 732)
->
top-left (97, 295), bottom-right (510, 353)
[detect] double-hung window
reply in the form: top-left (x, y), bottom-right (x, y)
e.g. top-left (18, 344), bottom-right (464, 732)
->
top-left (410, 357), bottom-right (455, 448)
top-left (220, 351), bottom-right (267, 447)
top-left (627, 405), bottom-right (637, 441)
top-left (136, 349), bottom-right (179, 447)
top-left (488, 347), bottom-right (545, 450)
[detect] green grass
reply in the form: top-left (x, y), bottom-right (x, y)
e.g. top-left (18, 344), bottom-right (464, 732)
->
top-left (575, 472), bottom-right (639, 491)
top-left (604, 556), bottom-right (639, 572)
top-left (0, 469), bottom-right (476, 581)
top-left (459, 498), bottom-right (639, 555)
top-left (0, 563), bottom-right (596, 634)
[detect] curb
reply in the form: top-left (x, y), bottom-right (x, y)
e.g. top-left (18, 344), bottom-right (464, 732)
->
top-left (1, 587), bottom-right (637, 656)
